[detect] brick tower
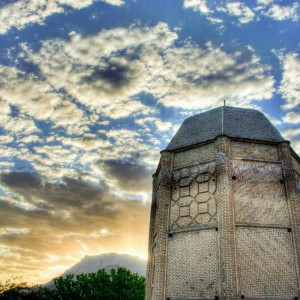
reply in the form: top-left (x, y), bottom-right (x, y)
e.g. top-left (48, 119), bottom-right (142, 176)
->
top-left (146, 106), bottom-right (300, 300)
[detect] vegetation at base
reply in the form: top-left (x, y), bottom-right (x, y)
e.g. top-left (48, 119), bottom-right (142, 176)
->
top-left (0, 268), bottom-right (145, 300)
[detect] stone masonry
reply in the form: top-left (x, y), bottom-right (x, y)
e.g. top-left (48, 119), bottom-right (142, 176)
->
top-left (146, 106), bottom-right (300, 300)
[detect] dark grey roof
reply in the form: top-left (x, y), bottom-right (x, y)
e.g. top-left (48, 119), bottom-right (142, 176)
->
top-left (166, 106), bottom-right (285, 151)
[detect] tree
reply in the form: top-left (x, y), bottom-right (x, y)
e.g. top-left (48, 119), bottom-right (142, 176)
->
top-left (0, 268), bottom-right (145, 300)
top-left (53, 268), bottom-right (145, 300)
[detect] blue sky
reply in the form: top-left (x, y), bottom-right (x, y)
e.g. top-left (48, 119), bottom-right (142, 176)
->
top-left (0, 0), bottom-right (300, 284)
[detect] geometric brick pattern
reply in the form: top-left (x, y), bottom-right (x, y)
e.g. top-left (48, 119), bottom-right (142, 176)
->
top-left (170, 162), bottom-right (217, 229)
top-left (166, 229), bottom-right (219, 299)
top-left (236, 227), bottom-right (298, 298)
top-left (232, 160), bottom-right (290, 226)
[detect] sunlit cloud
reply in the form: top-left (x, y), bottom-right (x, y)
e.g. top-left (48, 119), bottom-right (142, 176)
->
top-left (183, 0), bottom-right (300, 24)
top-left (278, 52), bottom-right (300, 110)
top-left (0, 0), bottom-right (124, 35)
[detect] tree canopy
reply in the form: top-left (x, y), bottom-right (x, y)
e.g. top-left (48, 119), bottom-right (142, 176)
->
top-left (0, 268), bottom-right (145, 300)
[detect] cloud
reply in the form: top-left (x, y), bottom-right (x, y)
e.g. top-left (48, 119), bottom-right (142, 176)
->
top-left (152, 42), bottom-right (275, 109)
top-left (0, 65), bottom-right (86, 127)
top-left (263, 2), bottom-right (299, 21)
top-left (283, 112), bottom-right (300, 124)
top-left (0, 170), bottom-right (149, 283)
top-left (281, 127), bottom-right (300, 153)
top-left (278, 52), bottom-right (300, 110)
top-left (256, 0), bottom-right (274, 6)
top-left (183, 0), bottom-right (299, 24)
top-left (25, 22), bottom-right (175, 118)
top-left (20, 22), bottom-right (275, 114)
top-left (135, 117), bottom-right (173, 132)
top-left (0, 0), bottom-right (124, 35)
top-left (183, 0), bottom-right (212, 14)
top-left (226, 2), bottom-right (255, 24)
top-left (99, 160), bottom-right (153, 194)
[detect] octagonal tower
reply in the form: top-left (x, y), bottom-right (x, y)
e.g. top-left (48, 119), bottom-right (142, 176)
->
top-left (146, 106), bottom-right (300, 300)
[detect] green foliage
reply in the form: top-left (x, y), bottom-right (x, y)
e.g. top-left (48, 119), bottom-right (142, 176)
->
top-left (0, 268), bottom-right (145, 300)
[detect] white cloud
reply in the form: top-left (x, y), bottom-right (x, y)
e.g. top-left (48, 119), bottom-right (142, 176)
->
top-left (281, 127), bottom-right (300, 153)
top-left (135, 117), bottom-right (173, 132)
top-left (264, 2), bottom-right (299, 21)
top-left (0, 66), bottom-right (79, 121)
top-left (26, 23), bottom-right (175, 118)
top-left (226, 2), bottom-right (255, 24)
top-left (0, 0), bottom-right (124, 35)
top-left (0, 65), bottom-right (88, 131)
top-left (184, 0), bottom-right (299, 24)
top-left (283, 112), bottom-right (300, 124)
top-left (151, 42), bottom-right (274, 109)
top-left (278, 52), bottom-right (300, 110)
top-left (256, 0), bottom-right (274, 5)
top-left (23, 23), bottom-right (275, 113)
top-left (183, 0), bottom-right (212, 14)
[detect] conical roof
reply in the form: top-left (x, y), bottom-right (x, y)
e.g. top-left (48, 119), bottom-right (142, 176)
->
top-left (166, 106), bottom-right (285, 151)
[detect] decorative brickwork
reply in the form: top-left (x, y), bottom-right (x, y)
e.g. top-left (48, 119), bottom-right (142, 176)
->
top-left (166, 230), bottom-right (219, 299)
top-left (170, 162), bottom-right (217, 229)
top-left (236, 227), bottom-right (298, 298)
top-left (232, 160), bottom-right (290, 225)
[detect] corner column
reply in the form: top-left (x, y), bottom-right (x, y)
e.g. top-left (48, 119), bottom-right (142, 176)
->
top-left (152, 152), bottom-right (172, 299)
top-left (279, 142), bottom-right (300, 296)
top-left (215, 137), bottom-right (238, 300)
top-left (146, 174), bottom-right (158, 300)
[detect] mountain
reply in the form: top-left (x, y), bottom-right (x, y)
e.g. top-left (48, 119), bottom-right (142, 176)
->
top-left (45, 253), bottom-right (147, 288)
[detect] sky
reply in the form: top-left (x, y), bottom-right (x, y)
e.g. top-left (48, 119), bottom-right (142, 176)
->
top-left (0, 0), bottom-right (300, 285)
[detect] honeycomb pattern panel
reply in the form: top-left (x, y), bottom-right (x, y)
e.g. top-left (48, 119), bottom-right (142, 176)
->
top-left (167, 229), bottom-right (219, 299)
top-left (170, 163), bottom-right (217, 229)
top-left (236, 227), bottom-right (298, 298)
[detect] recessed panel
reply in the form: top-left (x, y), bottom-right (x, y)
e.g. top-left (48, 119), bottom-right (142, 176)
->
top-left (236, 227), bottom-right (298, 298)
top-left (174, 143), bottom-right (215, 169)
top-left (231, 141), bottom-right (279, 161)
top-left (232, 160), bottom-right (290, 226)
top-left (167, 230), bottom-right (219, 299)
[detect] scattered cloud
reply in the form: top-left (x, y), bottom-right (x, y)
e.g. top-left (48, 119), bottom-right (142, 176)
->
top-left (0, 65), bottom-right (86, 127)
top-left (226, 2), bottom-right (255, 24)
top-left (183, 0), bottom-right (212, 14)
top-left (0, 0), bottom-right (124, 35)
top-left (278, 52), bottom-right (300, 110)
top-left (263, 2), bottom-right (299, 22)
top-left (154, 42), bottom-right (275, 109)
top-left (183, 0), bottom-right (299, 24)
top-left (283, 112), bottom-right (300, 124)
